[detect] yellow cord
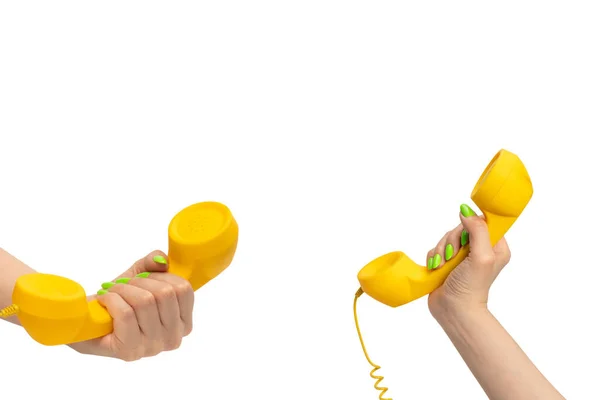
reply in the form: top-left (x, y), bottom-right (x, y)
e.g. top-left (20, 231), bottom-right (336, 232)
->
top-left (0, 304), bottom-right (19, 318)
top-left (354, 288), bottom-right (392, 400)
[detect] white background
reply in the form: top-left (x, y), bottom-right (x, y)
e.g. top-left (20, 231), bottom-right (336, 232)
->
top-left (1, 1), bottom-right (599, 399)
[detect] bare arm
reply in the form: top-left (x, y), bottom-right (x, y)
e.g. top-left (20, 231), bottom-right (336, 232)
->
top-left (427, 206), bottom-right (564, 400)
top-left (433, 303), bottom-right (564, 400)
top-left (0, 248), bottom-right (36, 325)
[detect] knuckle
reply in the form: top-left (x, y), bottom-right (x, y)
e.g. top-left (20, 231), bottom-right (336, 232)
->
top-left (146, 343), bottom-right (163, 357)
top-left (473, 219), bottom-right (487, 229)
top-left (149, 249), bottom-right (166, 258)
top-left (157, 285), bottom-right (177, 300)
top-left (165, 336), bottom-right (183, 351)
top-left (136, 292), bottom-right (156, 308)
top-left (477, 254), bottom-right (495, 268)
top-left (183, 321), bottom-right (193, 336)
top-left (119, 351), bottom-right (141, 362)
top-left (175, 280), bottom-right (193, 295)
top-left (119, 307), bottom-right (136, 323)
top-left (502, 248), bottom-right (511, 264)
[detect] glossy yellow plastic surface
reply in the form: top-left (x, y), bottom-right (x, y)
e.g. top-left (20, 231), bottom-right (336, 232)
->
top-left (357, 149), bottom-right (533, 307)
top-left (11, 201), bottom-right (238, 346)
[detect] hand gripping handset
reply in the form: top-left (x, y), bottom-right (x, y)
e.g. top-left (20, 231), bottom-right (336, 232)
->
top-left (1, 201), bottom-right (238, 346)
top-left (353, 149), bottom-right (533, 399)
top-left (358, 148), bottom-right (533, 307)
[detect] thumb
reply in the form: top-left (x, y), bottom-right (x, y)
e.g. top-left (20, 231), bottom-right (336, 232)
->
top-left (459, 204), bottom-right (493, 258)
top-left (114, 250), bottom-right (169, 280)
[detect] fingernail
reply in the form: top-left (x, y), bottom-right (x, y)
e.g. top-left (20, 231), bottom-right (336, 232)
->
top-left (136, 272), bottom-right (151, 278)
top-left (97, 289), bottom-right (108, 295)
top-left (432, 254), bottom-right (442, 269)
top-left (460, 204), bottom-right (475, 217)
top-left (101, 282), bottom-right (115, 289)
top-left (461, 230), bottom-right (469, 246)
top-left (427, 257), bottom-right (434, 270)
top-left (115, 277), bottom-right (131, 284)
top-left (153, 255), bottom-right (167, 264)
top-left (445, 244), bottom-right (454, 261)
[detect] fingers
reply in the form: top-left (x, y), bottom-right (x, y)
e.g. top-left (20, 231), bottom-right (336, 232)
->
top-left (426, 203), bottom-right (493, 270)
top-left (440, 226), bottom-right (462, 267)
top-left (128, 277), bottom-right (180, 331)
top-left (426, 232), bottom-right (447, 270)
top-left (459, 204), bottom-right (493, 262)
top-left (426, 223), bottom-right (462, 269)
top-left (93, 249), bottom-right (194, 360)
top-left (108, 284), bottom-right (162, 341)
top-left (146, 273), bottom-right (194, 336)
top-left (96, 292), bottom-right (142, 351)
top-left (117, 250), bottom-right (169, 280)
top-left (493, 237), bottom-right (511, 266)
top-left (430, 204), bottom-right (507, 271)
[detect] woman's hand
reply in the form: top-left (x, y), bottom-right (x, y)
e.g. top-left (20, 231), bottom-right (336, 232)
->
top-left (70, 251), bottom-right (194, 361)
top-left (425, 205), bottom-right (565, 400)
top-left (426, 204), bottom-right (512, 316)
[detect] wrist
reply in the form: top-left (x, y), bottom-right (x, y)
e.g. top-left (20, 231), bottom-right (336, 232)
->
top-left (429, 293), bottom-right (490, 326)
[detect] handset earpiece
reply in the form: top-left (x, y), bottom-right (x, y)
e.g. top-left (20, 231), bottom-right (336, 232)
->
top-left (3, 201), bottom-right (238, 346)
top-left (357, 149), bottom-right (534, 307)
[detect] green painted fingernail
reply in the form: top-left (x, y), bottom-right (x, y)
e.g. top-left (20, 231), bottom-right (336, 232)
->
top-left (97, 289), bottom-right (108, 295)
top-left (427, 257), bottom-right (434, 270)
top-left (433, 254), bottom-right (441, 269)
top-left (101, 282), bottom-right (115, 289)
top-left (445, 244), bottom-right (454, 260)
top-left (115, 277), bottom-right (131, 284)
top-left (460, 204), bottom-right (475, 217)
top-left (153, 255), bottom-right (167, 264)
top-left (136, 272), bottom-right (151, 278)
top-left (461, 230), bottom-right (469, 246)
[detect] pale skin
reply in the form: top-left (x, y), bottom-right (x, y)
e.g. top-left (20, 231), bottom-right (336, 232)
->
top-left (426, 207), bottom-right (565, 400)
top-left (0, 249), bottom-right (194, 361)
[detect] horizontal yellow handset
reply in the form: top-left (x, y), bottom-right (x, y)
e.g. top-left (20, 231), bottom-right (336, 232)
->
top-left (357, 149), bottom-right (533, 307)
top-left (7, 201), bottom-right (239, 346)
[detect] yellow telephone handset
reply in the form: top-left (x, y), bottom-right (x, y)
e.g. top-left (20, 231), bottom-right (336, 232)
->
top-left (353, 149), bottom-right (534, 400)
top-left (5, 201), bottom-right (239, 346)
top-left (357, 149), bottom-right (534, 307)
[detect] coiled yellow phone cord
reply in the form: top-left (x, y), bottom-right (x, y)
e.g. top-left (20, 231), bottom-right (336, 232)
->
top-left (0, 304), bottom-right (19, 318)
top-left (354, 288), bottom-right (391, 400)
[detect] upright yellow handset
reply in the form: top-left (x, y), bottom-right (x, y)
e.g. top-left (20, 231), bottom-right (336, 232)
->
top-left (2, 201), bottom-right (238, 346)
top-left (353, 149), bottom-right (534, 399)
top-left (357, 149), bottom-right (533, 308)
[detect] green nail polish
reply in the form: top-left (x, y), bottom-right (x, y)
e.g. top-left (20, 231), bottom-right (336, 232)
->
top-left (136, 272), bottom-right (151, 278)
top-left (97, 289), bottom-right (108, 295)
top-left (101, 282), bottom-right (115, 289)
top-left (461, 230), bottom-right (469, 246)
top-left (427, 257), bottom-right (434, 270)
top-left (115, 277), bottom-right (131, 284)
top-left (445, 244), bottom-right (454, 260)
top-left (153, 255), bottom-right (167, 264)
top-left (460, 204), bottom-right (475, 217)
top-left (433, 254), bottom-right (441, 269)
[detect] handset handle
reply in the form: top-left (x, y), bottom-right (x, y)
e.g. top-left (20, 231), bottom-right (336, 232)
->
top-left (357, 149), bottom-right (533, 307)
top-left (14, 202), bottom-right (238, 346)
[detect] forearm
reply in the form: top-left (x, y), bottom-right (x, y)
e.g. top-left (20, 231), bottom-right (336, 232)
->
top-left (433, 304), bottom-right (564, 400)
top-left (0, 248), bottom-right (36, 326)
